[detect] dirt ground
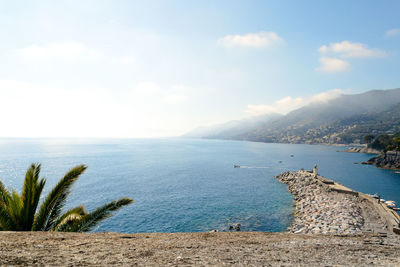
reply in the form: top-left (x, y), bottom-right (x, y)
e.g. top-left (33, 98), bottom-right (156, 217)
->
top-left (1, 231), bottom-right (400, 266)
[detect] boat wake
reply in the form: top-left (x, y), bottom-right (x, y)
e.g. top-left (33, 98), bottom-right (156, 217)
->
top-left (235, 165), bottom-right (270, 169)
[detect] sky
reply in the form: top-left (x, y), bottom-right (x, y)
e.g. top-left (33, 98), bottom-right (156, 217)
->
top-left (0, 0), bottom-right (399, 138)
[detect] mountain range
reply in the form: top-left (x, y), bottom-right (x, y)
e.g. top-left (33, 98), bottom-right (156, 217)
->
top-left (184, 88), bottom-right (400, 144)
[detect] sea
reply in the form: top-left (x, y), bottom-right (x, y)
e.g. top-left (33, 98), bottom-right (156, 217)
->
top-left (0, 138), bottom-right (399, 233)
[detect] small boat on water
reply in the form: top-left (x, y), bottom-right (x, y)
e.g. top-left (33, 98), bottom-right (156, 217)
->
top-left (385, 200), bottom-right (397, 208)
top-left (234, 164), bottom-right (240, 168)
top-left (367, 193), bottom-right (397, 209)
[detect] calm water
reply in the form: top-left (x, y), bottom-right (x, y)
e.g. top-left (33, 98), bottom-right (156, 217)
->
top-left (0, 138), bottom-right (399, 233)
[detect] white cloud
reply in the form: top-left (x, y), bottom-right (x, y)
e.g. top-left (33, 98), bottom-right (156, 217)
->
top-left (316, 41), bottom-right (387, 73)
top-left (17, 42), bottom-right (94, 59)
top-left (218, 31), bottom-right (283, 48)
top-left (163, 94), bottom-right (187, 103)
top-left (386, 28), bottom-right (400, 37)
top-left (315, 57), bottom-right (351, 73)
top-left (132, 82), bottom-right (188, 105)
top-left (120, 53), bottom-right (135, 64)
top-left (247, 96), bottom-right (304, 115)
top-left (246, 89), bottom-right (343, 116)
top-left (135, 82), bottom-right (162, 95)
top-left (0, 80), bottom-right (128, 137)
top-left (171, 84), bottom-right (188, 92)
top-left (0, 80), bottom-right (192, 138)
top-left (310, 89), bottom-right (344, 103)
top-left (318, 41), bottom-right (387, 58)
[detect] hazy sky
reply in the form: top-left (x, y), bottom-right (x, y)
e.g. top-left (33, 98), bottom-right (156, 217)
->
top-left (0, 0), bottom-right (399, 138)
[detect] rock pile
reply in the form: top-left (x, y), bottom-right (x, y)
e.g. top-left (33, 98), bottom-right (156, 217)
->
top-left (277, 171), bottom-right (364, 234)
top-left (228, 223), bottom-right (241, 231)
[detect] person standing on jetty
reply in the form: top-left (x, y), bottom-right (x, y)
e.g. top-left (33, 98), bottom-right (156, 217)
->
top-left (313, 164), bottom-right (318, 178)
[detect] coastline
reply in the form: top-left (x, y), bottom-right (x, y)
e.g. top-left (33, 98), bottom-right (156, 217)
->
top-left (2, 170), bottom-right (400, 265)
top-left (362, 151), bottom-right (400, 170)
top-left (277, 170), bottom-right (400, 235)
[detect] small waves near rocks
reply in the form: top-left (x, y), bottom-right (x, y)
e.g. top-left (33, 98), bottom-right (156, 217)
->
top-left (277, 171), bottom-right (366, 235)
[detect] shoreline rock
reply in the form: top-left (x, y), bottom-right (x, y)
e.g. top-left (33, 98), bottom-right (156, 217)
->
top-left (363, 150), bottom-right (400, 170)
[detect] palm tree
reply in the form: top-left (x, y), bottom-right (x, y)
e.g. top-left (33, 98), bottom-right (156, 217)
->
top-left (0, 163), bottom-right (133, 232)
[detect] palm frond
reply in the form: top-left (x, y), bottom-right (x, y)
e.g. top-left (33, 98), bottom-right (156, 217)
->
top-left (0, 182), bottom-right (15, 230)
top-left (20, 164), bottom-right (46, 230)
top-left (52, 205), bottom-right (87, 231)
top-left (0, 203), bottom-right (15, 230)
top-left (7, 190), bottom-right (23, 230)
top-left (0, 180), bottom-right (11, 205)
top-left (1, 163), bottom-right (133, 233)
top-left (32, 165), bottom-right (87, 231)
top-left (55, 213), bottom-right (85, 232)
top-left (31, 178), bottom-right (46, 225)
top-left (66, 198), bottom-right (133, 232)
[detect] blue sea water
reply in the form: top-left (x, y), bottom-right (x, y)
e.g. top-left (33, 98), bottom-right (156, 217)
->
top-left (0, 138), bottom-right (399, 233)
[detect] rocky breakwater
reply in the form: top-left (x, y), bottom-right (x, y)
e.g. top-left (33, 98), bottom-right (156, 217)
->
top-left (363, 150), bottom-right (400, 170)
top-left (341, 146), bottom-right (380, 154)
top-left (277, 171), bottom-right (364, 234)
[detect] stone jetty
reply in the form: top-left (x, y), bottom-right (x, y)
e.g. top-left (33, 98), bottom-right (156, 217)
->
top-left (277, 170), bottom-right (398, 235)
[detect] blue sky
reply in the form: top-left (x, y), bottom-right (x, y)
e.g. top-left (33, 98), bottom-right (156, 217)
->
top-left (0, 0), bottom-right (399, 137)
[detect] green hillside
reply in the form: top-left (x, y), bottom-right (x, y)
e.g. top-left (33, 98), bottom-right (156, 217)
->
top-left (185, 89), bottom-right (400, 145)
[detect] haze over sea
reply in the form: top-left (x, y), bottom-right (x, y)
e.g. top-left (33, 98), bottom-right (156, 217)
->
top-left (0, 138), bottom-right (399, 233)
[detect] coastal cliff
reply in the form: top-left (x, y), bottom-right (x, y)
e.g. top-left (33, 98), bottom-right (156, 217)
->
top-left (364, 151), bottom-right (400, 170)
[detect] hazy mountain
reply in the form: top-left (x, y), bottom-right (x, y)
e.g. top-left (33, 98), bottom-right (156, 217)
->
top-left (185, 88), bottom-right (400, 144)
top-left (238, 88), bottom-right (400, 143)
top-left (183, 113), bottom-right (283, 139)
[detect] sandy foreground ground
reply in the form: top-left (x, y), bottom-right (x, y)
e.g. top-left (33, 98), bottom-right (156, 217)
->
top-left (1, 231), bottom-right (400, 266)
